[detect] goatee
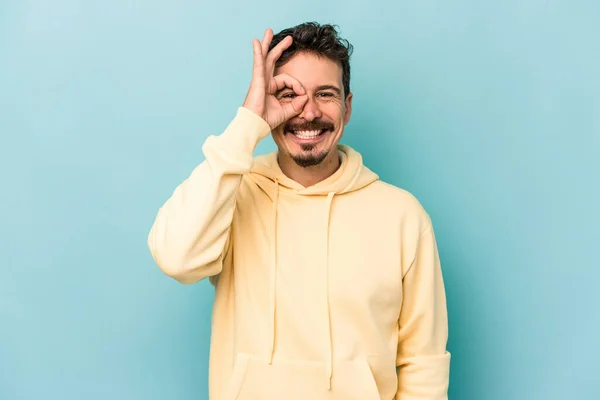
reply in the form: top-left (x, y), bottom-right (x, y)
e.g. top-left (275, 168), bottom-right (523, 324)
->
top-left (292, 150), bottom-right (328, 168)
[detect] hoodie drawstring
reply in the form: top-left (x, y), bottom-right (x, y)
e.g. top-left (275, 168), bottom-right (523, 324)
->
top-left (268, 179), bottom-right (280, 364)
top-left (266, 183), bottom-right (336, 391)
top-left (324, 192), bottom-right (335, 389)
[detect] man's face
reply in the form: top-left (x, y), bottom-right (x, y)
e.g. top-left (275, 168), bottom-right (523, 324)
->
top-left (272, 52), bottom-right (353, 168)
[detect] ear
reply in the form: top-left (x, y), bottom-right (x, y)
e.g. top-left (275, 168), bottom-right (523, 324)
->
top-left (343, 92), bottom-right (353, 125)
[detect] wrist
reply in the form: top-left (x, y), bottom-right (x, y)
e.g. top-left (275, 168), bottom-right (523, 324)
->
top-left (241, 105), bottom-right (267, 125)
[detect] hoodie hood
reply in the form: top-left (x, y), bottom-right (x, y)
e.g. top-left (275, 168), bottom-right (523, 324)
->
top-left (249, 144), bottom-right (379, 196)
top-left (247, 144), bottom-right (378, 389)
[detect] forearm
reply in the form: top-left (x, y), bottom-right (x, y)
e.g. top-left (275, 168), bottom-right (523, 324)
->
top-left (147, 107), bottom-right (270, 283)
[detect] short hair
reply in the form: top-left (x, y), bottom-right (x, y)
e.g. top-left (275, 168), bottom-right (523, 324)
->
top-left (269, 22), bottom-right (353, 98)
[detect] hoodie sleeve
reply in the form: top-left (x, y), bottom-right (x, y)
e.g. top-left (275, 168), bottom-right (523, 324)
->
top-left (147, 107), bottom-right (271, 284)
top-left (396, 222), bottom-right (451, 399)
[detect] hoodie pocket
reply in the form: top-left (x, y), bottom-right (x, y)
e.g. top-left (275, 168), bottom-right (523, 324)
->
top-left (222, 353), bottom-right (251, 400)
top-left (223, 353), bottom-right (381, 400)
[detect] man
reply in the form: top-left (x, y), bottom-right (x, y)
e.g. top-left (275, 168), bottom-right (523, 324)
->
top-left (147, 22), bottom-right (450, 400)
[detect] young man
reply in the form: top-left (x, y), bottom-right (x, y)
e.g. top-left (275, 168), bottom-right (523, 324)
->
top-left (147, 22), bottom-right (450, 400)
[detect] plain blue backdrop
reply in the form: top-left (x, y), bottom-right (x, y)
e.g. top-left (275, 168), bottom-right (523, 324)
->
top-left (1, 1), bottom-right (599, 399)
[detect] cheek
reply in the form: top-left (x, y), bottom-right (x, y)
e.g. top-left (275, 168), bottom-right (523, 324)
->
top-left (322, 103), bottom-right (345, 125)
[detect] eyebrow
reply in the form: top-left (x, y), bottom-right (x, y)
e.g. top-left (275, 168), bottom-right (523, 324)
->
top-left (316, 85), bottom-right (342, 95)
top-left (276, 84), bottom-right (342, 97)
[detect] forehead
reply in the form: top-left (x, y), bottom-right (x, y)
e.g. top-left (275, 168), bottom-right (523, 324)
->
top-left (276, 52), bottom-right (342, 89)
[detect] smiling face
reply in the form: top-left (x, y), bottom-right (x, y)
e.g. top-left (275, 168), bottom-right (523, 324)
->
top-left (272, 52), bottom-right (353, 169)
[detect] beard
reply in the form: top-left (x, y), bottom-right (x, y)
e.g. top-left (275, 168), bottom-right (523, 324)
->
top-left (292, 148), bottom-right (329, 167)
top-left (284, 118), bottom-right (334, 168)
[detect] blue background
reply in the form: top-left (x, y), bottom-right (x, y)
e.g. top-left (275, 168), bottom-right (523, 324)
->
top-left (1, 1), bottom-right (599, 399)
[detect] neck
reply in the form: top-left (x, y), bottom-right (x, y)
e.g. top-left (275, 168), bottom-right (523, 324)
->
top-left (278, 150), bottom-right (341, 188)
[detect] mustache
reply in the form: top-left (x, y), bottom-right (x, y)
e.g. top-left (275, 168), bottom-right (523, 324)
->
top-left (284, 119), bottom-right (334, 132)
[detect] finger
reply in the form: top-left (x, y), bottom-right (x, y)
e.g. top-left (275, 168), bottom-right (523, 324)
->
top-left (251, 38), bottom-right (265, 83)
top-left (283, 94), bottom-right (308, 118)
top-left (265, 35), bottom-right (293, 76)
top-left (271, 73), bottom-right (306, 95)
top-left (261, 28), bottom-right (273, 59)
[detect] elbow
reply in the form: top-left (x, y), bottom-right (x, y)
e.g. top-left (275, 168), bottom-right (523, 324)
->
top-left (167, 268), bottom-right (209, 285)
top-left (147, 232), bottom-right (221, 285)
top-left (153, 250), bottom-right (222, 285)
top-left (155, 253), bottom-right (221, 285)
top-left (155, 254), bottom-right (199, 284)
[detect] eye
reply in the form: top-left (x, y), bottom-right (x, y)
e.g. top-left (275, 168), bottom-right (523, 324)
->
top-left (317, 92), bottom-right (335, 98)
top-left (278, 92), bottom-right (297, 100)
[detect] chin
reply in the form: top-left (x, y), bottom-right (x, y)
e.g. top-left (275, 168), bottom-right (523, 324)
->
top-left (291, 149), bottom-right (329, 168)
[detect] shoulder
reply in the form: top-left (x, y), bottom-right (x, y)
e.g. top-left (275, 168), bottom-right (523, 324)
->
top-left (361, 179), bottom-right (433, 230)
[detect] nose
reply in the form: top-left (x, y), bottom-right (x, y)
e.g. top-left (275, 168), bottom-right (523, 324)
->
top-left (299, 96), bottom-right (322, 121)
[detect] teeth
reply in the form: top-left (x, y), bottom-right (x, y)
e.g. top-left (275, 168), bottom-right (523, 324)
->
top-left (293, 130), bottom-right (323, 139)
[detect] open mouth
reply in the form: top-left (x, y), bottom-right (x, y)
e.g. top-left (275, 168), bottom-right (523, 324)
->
top-left (287, 129), bottom-right (330, 139)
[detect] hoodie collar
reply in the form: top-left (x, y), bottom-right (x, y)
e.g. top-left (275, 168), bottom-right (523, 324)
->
top-left (249, 144), bottom-right (379, 196)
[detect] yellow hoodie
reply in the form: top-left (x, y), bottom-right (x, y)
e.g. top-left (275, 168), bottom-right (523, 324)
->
top-left (148, 107), bottom-right (451, 400)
